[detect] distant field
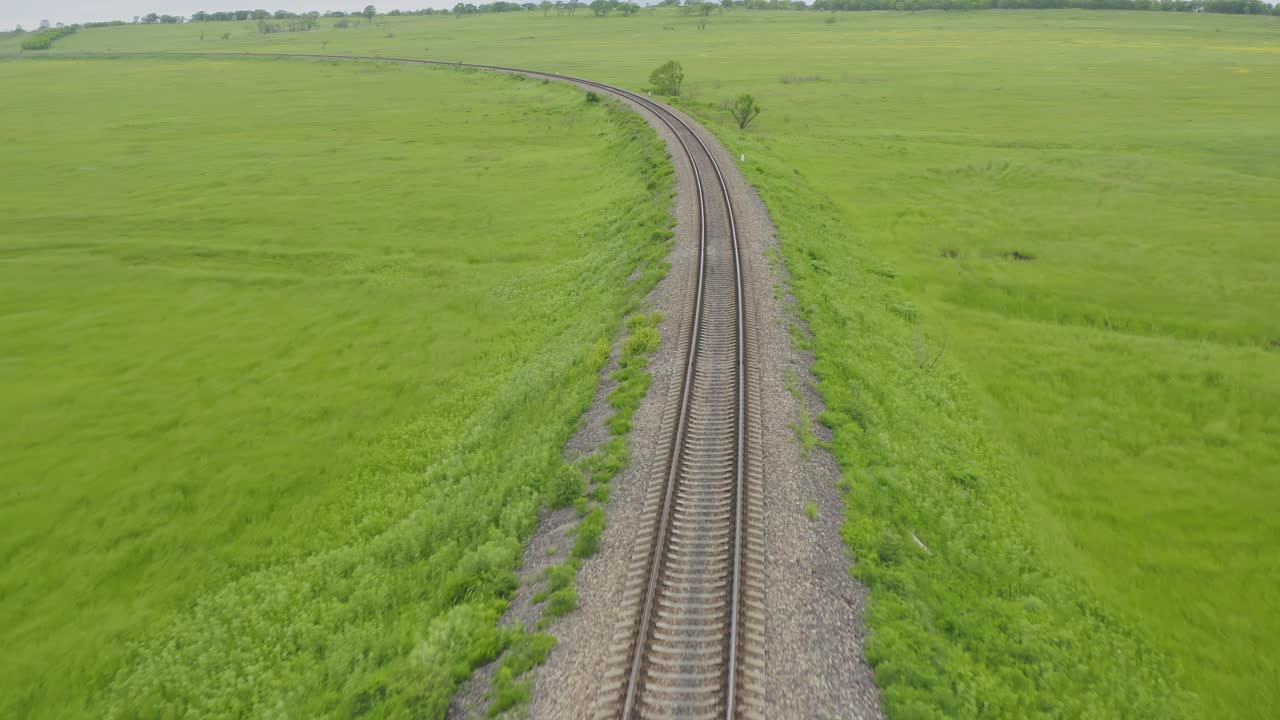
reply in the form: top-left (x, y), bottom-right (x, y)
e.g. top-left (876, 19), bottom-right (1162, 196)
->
top-left (0, 56), bottom-right (670, 717)
top-left (7, 8), bottom-right (1279, 719)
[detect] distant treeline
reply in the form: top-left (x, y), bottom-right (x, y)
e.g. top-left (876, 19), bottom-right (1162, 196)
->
top-left (127, 2), bottom-right (1280, 21)
top-left (21, 0), bottom-right (1279, 32)
top-left (187, 6), bottom-right (557, 20)
top-left (193, 10), bottom-right (341, 21)
top-left (808, 0), bottom-right (1276, 13)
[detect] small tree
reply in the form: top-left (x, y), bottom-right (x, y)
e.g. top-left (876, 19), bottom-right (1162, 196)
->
top-left (649, 59), bottom-right (684, 97)
top-left (363, 5), bottom-right (377, 22)
top-left (729, 93), bottom-right (761, 129)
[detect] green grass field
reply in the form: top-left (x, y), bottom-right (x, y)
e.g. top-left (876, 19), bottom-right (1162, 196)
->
top-left (0, 56), bottom-right (672, 717)
top-left (5, 8), bottom-right (1278, 719)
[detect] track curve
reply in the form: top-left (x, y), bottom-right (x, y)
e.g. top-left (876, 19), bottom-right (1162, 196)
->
top-left (62, 50), bottom-right (767, 719)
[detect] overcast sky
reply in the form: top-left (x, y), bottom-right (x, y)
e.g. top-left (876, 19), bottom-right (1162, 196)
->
top-left (1, 1), bottom-right (458, 30)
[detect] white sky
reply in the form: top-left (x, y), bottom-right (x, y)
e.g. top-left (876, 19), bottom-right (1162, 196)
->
top-left (0, 1), bottom-right (457, 30)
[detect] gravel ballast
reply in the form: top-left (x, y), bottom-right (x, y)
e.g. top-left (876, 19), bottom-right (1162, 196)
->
top-left (453, 88), bottom-right (883, 719)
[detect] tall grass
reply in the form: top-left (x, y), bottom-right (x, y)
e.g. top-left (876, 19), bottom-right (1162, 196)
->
top-left (718, 135), bottom-right (1194, 716)
top-left (0, 57), bottom-right (673, 718)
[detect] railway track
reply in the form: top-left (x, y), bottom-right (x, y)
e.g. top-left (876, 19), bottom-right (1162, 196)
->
top-left (428, 59), bottom-right (769, 720)
top-left (61, 51), bottom-right (768, 719)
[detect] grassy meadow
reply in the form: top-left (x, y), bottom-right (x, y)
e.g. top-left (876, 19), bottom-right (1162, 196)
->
top-left (0, 56), bottom-right (673, 717)
top-left (6, 7), bottom-right (1278, 719)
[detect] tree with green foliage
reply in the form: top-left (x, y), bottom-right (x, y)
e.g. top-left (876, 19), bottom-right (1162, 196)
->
top-left (729, 93), bottom-right (761, 129)
top-left (363, 5), bottom-right (377, 22)
top-left (648, 59), bottom-right (684, 97)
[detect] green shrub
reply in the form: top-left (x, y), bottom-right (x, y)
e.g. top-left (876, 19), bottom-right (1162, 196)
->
top-left (21, 25), bottom-right (77, 50)
top-left (487, 671), bottom-right (530, 717)
top-left (539, 562), bottom-right (577, 598)
top-left (572, 509), bottom-right (606, 560)
top-left (487, 632), bottom-right (556, 716)
top-left (541, 587), bottom-right (578, 622)
top-left (621, 324), bottom-right (660, 357)
top-left (546, 464), bottom-right (585, 509)
top-left (446, 537), bottom-right (521, 603)
top-left (591, 483), bottom-right (610, 503)
top-left (648, 59), bottom-right (684, 96)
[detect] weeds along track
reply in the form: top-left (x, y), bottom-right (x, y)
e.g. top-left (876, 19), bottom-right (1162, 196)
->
top-left (61, 51), bottom-right (768, 719)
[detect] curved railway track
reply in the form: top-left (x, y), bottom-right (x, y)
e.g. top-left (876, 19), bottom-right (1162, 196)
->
top-left (64, 51), bottom-right (768, 719)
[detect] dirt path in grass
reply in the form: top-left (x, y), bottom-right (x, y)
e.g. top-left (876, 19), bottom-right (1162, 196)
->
top-left (445, 82), bottom-right (884, 720)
